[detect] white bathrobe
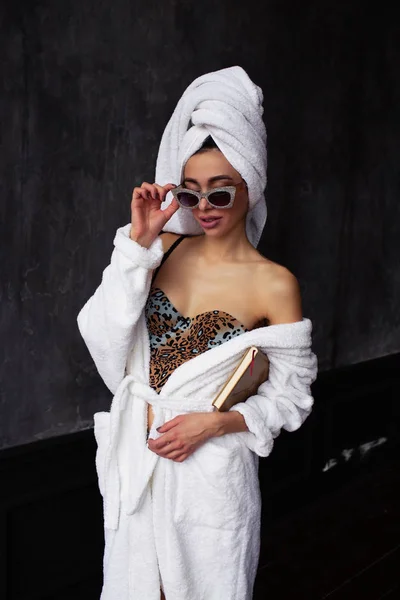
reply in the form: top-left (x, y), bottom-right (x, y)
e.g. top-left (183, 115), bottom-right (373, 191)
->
top-left (77, 224), bottom-right (318, 600)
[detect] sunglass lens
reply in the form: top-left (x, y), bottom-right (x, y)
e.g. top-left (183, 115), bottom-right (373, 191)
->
top-left (208, 191), bottom-right (231, 207)
top-left (176, 192), bottom-right (198, 208)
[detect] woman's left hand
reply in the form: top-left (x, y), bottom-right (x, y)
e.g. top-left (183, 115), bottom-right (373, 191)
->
top-left (147, 413), bottom-right (217, 462)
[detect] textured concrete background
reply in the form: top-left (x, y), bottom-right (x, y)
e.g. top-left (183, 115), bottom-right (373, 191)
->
top-left (1, 0), bottom-right (399, 448)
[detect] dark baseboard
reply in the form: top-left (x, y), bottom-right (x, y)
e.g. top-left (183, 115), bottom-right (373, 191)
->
top-left (1, 352), bottom-right (399, 599)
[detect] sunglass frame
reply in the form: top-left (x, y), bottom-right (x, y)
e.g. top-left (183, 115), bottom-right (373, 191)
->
top-left (171, 185), bottom-right (237, 209)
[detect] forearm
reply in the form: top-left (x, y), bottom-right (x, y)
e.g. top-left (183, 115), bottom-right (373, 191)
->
top-left (77, 224), bottom-right (164, 393)
top-left (210, 410), bottom-right (249, 437)
top-left (228, 347), bottom-right (318, 456)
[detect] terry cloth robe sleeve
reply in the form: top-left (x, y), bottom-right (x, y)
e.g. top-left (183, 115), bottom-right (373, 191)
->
top-left (229, 329), bottom-right (318, 457)
top-left (77, 223), bottom-right (164, 394)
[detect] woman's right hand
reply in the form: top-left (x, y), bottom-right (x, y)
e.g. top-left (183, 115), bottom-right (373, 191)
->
top-left (130, 182), bottom-right (179, 248)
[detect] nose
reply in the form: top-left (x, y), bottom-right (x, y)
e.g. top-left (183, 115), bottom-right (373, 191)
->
top-left (198, 195), bottom-right (210, 211)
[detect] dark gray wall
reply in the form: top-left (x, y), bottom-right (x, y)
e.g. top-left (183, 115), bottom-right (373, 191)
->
top-left (1, 0), bottom-right (399, 449)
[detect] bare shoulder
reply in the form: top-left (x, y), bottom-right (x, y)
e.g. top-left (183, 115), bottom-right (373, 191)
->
top-left (253, 256), bottom-right (303, 325)
top-left (159, 232), bottom-right (181, 253)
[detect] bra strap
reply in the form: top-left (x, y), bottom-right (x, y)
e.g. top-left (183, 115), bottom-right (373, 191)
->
top-left (152, 234), bottom-right (187, 283)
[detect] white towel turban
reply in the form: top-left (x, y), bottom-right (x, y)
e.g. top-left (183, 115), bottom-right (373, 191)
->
top-left (155, 66), bottom-right (268, 247)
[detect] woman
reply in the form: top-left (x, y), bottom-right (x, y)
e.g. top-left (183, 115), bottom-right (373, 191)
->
top-left (78, 67), bottom-right (317, 600)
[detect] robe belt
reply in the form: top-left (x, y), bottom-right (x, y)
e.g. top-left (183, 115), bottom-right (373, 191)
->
top-left (103, 376), bottom-right (215, 529)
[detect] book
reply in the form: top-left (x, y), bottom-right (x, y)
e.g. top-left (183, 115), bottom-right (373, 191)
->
top-left (212, 346), bottom-right (270, 412)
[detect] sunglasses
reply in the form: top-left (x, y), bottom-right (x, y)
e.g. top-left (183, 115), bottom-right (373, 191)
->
top-left (171, 181), bottom-right (245, 209)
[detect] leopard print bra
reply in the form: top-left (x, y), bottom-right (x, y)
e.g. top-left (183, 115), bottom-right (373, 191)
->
top-left (145, 234), bottom-right (268, 393)
top-left (145, 287), bottom-right (248, 392)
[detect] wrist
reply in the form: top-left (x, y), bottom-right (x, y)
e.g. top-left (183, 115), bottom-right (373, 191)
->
top-left (115, 225), bottom-right (164, 267)
top-left (129, 229), bottom-right (154, 249)
top-left (209, 410), bottom-right (248, 437)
